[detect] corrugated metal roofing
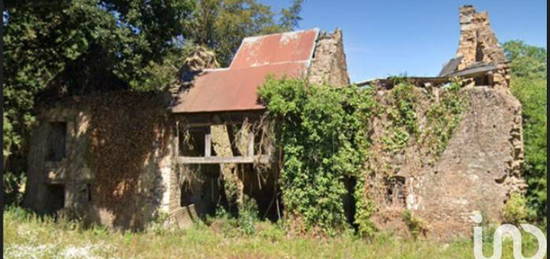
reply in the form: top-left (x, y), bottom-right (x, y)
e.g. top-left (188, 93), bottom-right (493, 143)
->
top-left (171, 63), bottom-right (308, 113)
top-left (172, 28), bottom-right (319, 114)
top-left (230, 29), bottom-right (319, 69)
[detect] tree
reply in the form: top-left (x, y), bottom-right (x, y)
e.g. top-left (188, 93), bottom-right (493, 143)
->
top-left (504, 40), bottom-right (547, 222)
top-left (503, 40), bottom-right (547, 79)
top-left (2, 0), bottom-right (303, 205)
top-left (184, 0), bottom-right (303, 65)
top-left (3, 0), bottom-right (195, 159)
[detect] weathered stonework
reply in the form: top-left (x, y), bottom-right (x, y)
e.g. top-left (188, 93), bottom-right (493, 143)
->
top-left (366, 6), bottom-right (524, 240)
top-left (23, 93), bottom-right (179, 230)
top-left (23, 5), bottom-right (526, 240)
top-left (307, 29), bottom-right (350, 87)
top-left (456, 5), bottom-right (506, 70)
top-left (366, 84), bottom-right (525, 240)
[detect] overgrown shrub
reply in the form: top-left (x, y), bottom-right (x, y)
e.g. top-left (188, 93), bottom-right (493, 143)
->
top-left (3, 171), bottom-right (27, 206)
top-left (504, 41), bottom-right (547, 222)
top-left (510, 77), bottom-right (547, 222)
top-left (402, 209), bottom-right (427, 239)
top-left (502, 192), bottom-right (529, 224)
top-left (259, 78), bottom-right (375, 235)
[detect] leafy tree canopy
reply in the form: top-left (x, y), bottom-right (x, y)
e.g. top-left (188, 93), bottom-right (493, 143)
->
top-left (2, 0), bottom-right (303, 189)
top-left (185, 0), bottom-right (303, 65)
top-left (503, 40), bottom-right (547, 79)
top-left (504, 40), bottom-right (547, 222)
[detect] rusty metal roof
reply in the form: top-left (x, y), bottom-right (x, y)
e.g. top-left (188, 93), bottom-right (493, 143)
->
top-left (230, 29), bottom-right (319, 69)
top-left (171, 63), bottom-right (308, 113)
top-left (172, 28), bottom-right (319, 114)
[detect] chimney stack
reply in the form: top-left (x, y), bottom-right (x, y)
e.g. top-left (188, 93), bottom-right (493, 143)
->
top-left (456, 5), bottom-right (507, 70)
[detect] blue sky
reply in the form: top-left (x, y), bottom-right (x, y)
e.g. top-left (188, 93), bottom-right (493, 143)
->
top-left (262, 0), bottom-right (547, 82)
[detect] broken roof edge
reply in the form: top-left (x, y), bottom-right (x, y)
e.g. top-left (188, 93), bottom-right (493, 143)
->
top-left (355, 64), bottom-right (501, 87)
top-left (172, 106), bottom-right (266, 115)
top-left (228, 28), bottom-right (320, 69)
top-left (305, 28), bottom-right (321, 69)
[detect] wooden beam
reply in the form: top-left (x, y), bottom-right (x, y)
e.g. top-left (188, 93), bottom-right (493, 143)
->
top-left (248, 132), bottom-right (254, 157)
top-left (172, 110), bottom-right (265, 125)
top-left (177, 155), bottom-right (270, 164)
top-left (204, 130), bottom-right (211, 157)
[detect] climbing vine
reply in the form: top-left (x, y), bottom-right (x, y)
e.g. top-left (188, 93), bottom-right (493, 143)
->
top-left (259, 78), bottom-right (467, 236)
top-left (381, 80), bottom-right (467, 158)
top-left (421, 81), bottom-right (467, 157)
top-left (381, 82), bottom-right (419, 152)
top-left (259, 78), bottom-right (375, 235)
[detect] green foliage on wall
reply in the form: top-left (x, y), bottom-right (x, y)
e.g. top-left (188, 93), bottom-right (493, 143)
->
top-left (381, 81), bottom-right (466, 159)
top-left (258, 79), bottom-right (375, 235)
top-left (381, 82), bottom-right (419, 152)
top-left (421, 82), bottom-right (466, 157)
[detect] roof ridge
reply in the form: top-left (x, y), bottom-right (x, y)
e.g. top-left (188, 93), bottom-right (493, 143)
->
top-left (241, 28), bottom-right (319, 42)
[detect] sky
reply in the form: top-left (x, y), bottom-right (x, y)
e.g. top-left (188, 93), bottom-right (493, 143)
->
top-left (262, 0), bottom-right (547, 82)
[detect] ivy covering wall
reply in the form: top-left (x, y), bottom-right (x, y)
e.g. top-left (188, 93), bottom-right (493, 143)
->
top-left (259, 79), bottom-right (375, 235)
top-left (258, 78), bottom-right (468, 236)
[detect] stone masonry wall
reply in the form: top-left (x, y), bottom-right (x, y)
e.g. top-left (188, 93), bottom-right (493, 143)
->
top-left (456, 5), bottom-right (507, 70)
top-left (367, 85), bottom-right (525, 241)
top-left (307, 29), bottom-right (350, 87)
top-left (23, 92), bottom-right (177, 230)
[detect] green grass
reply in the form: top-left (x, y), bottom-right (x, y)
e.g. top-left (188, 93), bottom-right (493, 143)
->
top-left (3, 207), bottom-right (545, 258)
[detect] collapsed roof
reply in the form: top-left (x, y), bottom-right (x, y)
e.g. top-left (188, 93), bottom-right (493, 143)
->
top-left (357, 5), bottom-right (509, 88)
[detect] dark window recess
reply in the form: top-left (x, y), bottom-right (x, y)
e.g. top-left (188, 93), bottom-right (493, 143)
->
top-left (475, 38), bottom-right (484, 62)
top-left (47, 122), bottom-right (67, 161)
top-left (474, 75), bottom-right (489, 86)
top-left (45, 184), bottom-right (65, 214)
top-left (385, 176), bottom-right (406, 208)
top-left (343, 176), bottom-right (358, 230)
top-left (179, 126), bottom-right (214, 157)
top-left (87, 184), bottom-right (92, 202)
top-left (180, 182), bottom-right (194, 207)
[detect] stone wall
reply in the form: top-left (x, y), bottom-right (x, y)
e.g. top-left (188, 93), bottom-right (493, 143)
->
top-left (366, 84), bottom-right (525, 240)
top-left (307, 29), bottom-right (350, 87)
top-left (23, 92), bottom-right (179, 230)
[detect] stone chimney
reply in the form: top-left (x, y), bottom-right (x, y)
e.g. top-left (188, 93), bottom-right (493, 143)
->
top-left (307, 29), bottom-right (350, 87)
top-left (456, 5), bottom-right (507, 70)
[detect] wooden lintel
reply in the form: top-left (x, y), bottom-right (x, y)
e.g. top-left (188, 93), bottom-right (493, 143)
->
top-left (177, 155), bottom-right (270, 164)
top-left (173, 110), bottom-right (265, 125)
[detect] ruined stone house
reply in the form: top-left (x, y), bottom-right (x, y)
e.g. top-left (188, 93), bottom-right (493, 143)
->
top-left (356, 5), bottom-right (524, 239)
top-left (23, 28), bottom-right (349, 230)
top-left (23, 5), bottom-right (525, 239)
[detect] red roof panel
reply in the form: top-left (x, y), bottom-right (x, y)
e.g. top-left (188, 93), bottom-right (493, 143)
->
top-left (230, 29), bottom-right (319, 69)
top-left (172, 28), bottom-right (319, 113)
top-left (171, 63), bottom-right (308, 113)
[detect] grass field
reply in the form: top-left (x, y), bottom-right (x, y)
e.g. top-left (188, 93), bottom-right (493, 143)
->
top-left (3, 207), bottom-right (545, 258)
